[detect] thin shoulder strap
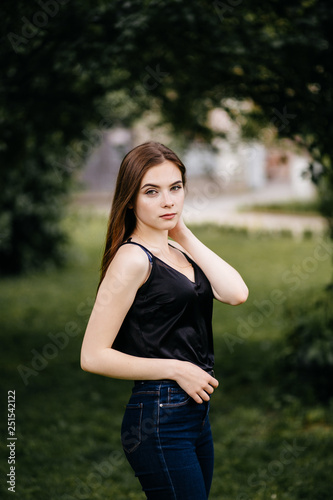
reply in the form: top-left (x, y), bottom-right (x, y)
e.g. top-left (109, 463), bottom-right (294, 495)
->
top-left (121, 238), bottom-right (153, 264)
top-left (168, 242), bottom-right (191, 261)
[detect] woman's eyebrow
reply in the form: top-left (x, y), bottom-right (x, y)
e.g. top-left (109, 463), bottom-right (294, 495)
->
top-left (140, 180), bottom-right (183, 190)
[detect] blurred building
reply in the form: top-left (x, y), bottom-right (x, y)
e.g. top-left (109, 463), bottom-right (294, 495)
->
top-left (78, 114), bottom-right (316, 201)
top-left (79, 127), bottom-right (133, 192)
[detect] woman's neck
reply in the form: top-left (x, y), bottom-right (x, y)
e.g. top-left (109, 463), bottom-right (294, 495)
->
top-left (131, 228), bottom-right (171, 255)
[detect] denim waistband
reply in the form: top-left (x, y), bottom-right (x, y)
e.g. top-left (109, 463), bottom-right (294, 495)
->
top-left (134, 379), bottom-right (178, 388)
top-left (134, 370), bottom-right (215, 387)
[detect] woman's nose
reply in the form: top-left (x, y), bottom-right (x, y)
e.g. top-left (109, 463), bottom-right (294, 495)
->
top-left (161, 191), bottom-right (174, 207)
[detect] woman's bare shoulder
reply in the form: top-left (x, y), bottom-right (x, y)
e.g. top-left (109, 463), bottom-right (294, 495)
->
top-left (103, 242), bottom-right (151, 285)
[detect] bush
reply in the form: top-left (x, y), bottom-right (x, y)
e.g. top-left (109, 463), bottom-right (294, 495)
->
top-left (278, 290), bottom-right (333, 403)
top-left (0, 156), bottom-right (70, 276)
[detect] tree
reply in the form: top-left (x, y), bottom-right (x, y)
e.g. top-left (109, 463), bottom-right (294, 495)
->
top-left (1, 0), bottom-right (332, 274)
top-left (0, 0), bottom-right (150, 274)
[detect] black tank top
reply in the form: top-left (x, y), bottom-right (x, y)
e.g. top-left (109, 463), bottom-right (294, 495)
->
top-left (112, 240), bottom-right (214, 374)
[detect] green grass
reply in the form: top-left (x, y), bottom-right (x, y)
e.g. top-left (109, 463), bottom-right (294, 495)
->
top-left (240, 199), bottom-right (321, 216)
top-left (1, 212), bottom-right (333, 500)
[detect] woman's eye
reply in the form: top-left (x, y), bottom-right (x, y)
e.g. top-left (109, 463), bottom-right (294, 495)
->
top-left (145, 189), bottom-right (157, 195)
top-left (171, 185), bottom-right (182, 191)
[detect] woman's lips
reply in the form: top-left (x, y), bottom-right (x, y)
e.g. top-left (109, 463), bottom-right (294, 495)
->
top-left (160, 213), bottom-right (176, 220)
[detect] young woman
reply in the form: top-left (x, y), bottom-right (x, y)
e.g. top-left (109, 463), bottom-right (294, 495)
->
top-left (80, 141), bottom-right (248, 499)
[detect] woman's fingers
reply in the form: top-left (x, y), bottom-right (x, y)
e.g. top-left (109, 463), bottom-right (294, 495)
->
top-left (193, 393), bottom-right (205, 404)
top-left (200, 391), bottom-right (211, 402)
top-left (195, 381), bottom-right (220, 404)
top-left (176, 362), bottom-right (219, 403)
top-left (206, 383), bottom-right (215, 394)
top-left (209, 376), bottom-right (219, 389)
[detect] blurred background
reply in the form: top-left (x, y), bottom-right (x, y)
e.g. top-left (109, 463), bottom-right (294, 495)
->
top-left (1, 1), bottom-right (333, 499)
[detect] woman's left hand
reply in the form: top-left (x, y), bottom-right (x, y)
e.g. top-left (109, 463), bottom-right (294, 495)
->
top-left (168, 216), bottom-right (188, 242)
top-left (169, 215), bottom-right (249, 305)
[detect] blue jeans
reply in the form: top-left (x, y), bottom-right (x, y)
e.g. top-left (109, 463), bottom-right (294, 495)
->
top-left (121, 380), bottom-right (214, 499)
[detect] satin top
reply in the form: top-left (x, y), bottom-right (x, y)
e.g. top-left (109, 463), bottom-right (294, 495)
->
top-left (112, 240), bottom-right (214, 373)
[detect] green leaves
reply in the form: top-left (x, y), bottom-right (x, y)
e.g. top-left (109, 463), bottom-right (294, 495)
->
top-left (1, 0), bottom-right (333, 273)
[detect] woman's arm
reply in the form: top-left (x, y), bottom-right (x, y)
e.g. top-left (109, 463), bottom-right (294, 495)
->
top-left (80, 244), bottom-right (218, 403)
top-left (169, 219), bottom-right (249, 305)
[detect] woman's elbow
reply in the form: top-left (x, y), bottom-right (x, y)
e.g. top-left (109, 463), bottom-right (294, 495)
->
top-left (231, 285), bottom-right (249, 305)
top-left (80, 350), bottom-right (95, 373)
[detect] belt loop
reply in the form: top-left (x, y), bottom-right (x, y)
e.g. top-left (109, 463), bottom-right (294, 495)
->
top-left (158, 382), bottom-right (170, 407)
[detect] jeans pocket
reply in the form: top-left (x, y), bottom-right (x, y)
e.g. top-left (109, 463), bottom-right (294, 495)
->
top-left (121, 402), bottom-right (143, 454)
top-left (162, 387), bottom-right (192, 408)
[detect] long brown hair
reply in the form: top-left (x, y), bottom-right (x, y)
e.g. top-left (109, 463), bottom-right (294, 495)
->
top-left (98, 141), bottom-right (187, 288)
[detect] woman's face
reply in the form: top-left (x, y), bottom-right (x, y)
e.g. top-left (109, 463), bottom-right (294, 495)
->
top-left (133, 160), bottom-right (185, 233)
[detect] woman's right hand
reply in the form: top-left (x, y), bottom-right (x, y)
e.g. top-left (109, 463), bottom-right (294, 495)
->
top-left (174, 361), bottom-right (219, 404)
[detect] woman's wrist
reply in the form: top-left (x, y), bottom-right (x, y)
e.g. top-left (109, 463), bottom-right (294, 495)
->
top-left (165, 358), bottom-right (189, 383)
top-left (169, 225), bottom-right (193, 246)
